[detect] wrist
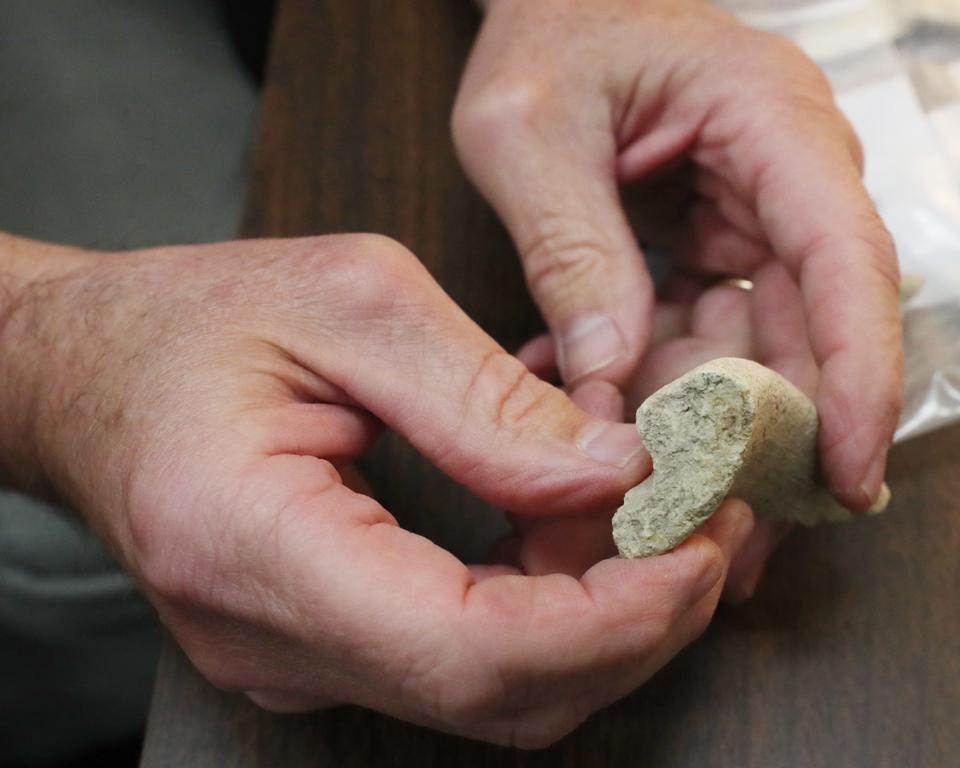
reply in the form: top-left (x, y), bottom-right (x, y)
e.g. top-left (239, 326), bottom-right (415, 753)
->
top-left (0, 232), bottom-right (92, 282)
top-left (0, 233), bottom-right (95, 494)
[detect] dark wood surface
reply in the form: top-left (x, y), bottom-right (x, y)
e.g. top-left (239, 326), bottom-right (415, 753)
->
top-left (140, 0), bottom-right (960, 765)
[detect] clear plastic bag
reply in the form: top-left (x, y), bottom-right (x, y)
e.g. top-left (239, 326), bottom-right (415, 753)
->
top-left (714, 0), bottom-right (960, 442)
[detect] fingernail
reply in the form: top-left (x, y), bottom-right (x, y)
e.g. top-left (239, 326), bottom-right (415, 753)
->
top-left (858, 447), bottom-right (888, 509)
top-left (706, 499), bottom-right (755, 563)
top-left (867, 483), bottom-right (891, 515)
top-left (693, 549), bottom-right (725, 601)
top-left (557, 313), bottom-right (626, 383)
top-left (726, 503), bottom-right (756, 559)
top-left (577, 421), bottom-right (644, 467)
top-left (726, 568), bottom-right (763, 605)
top-left (724, 517), bottom-right (792, 604)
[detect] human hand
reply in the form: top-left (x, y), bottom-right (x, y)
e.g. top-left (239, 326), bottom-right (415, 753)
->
top-left (453, 0), bottom-right (903, 517)
top-left (0, 233), bottom-right (754, 746)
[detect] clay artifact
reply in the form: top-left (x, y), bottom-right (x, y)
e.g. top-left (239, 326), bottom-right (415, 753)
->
top-left (613, 357), bottom-right (890, 559)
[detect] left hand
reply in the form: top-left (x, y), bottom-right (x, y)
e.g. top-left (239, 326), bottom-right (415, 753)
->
top-left (453, 0), bottom-right (903, 594)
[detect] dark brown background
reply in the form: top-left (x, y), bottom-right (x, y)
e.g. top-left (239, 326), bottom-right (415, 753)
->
top-left (140, 0), bottom-right (960, 765)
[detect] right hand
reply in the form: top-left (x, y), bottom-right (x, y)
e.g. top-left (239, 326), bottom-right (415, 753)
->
top-left (0, 233), bottom-right (753, 747)
top-left (454, 0), bottom-right (902, 515)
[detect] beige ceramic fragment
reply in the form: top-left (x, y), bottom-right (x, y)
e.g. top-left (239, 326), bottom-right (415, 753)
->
top-left (613, 358), bottom-right (890, 559)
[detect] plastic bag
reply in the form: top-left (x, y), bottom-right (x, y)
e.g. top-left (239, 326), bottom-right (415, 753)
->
top-left (714, 0), bottom-right (960, 442)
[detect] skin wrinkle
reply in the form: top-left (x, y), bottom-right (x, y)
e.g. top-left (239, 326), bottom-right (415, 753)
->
top-left (615, 39), bottom-right (706, 161)
top-left (250, 337), bottom-right (354, 406)
top-left (438, 346), bottom-right (505, 481)
top-left (149, 459), bottom-right (225, 598)
top-left (0, 200), bottom-right (739, 739)
top-left (799, 227), bottom-right (902, 296)
top-left (471, 566), bottom-right (640, 739)
top-left (455, 581), bottom-right (535, 723)
top-left (124, 421), bottom-right (232, 585)
top-left (611, 62), bottom-right (648, 146)
top-left (404, 623), bottom-right (506, 729)
top-left (485, 354), bottom-right (552, 431)
top-left (816, 393), bottom-right (880, 464)
top-left (522, 227), bottom-right (613, 301)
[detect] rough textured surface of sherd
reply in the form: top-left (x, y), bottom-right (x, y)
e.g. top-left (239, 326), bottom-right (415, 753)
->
top-left (613, 358), bottom-right (890, 558)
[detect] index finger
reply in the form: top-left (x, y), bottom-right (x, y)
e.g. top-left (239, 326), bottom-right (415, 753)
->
top-left (743, 105), bottom-right (903, 509)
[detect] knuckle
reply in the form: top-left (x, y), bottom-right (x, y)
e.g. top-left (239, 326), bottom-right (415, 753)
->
top-left (350, 233), bottom-right (416, 271)
top-left (285, 233), bottom-right (427, 319)
top-left (829, 217), bottom-right (900, 289)
top-left (195, 657), bottom-right (244, 692)
top-left (342, 235), bottom-right (425, 306)
top-left (282, 233), bottom-right (418, 286)
top-left (452, 77), bottom-right (551, 157)
top-left (798, 209), bottom-right (900, 294)
top-left (754, 29), bottom-right (820, 77)
top-left (417, 663), bottom-right (510, 729)
top-left (522, 221), bottom-right (610, 305)
top-left (737, 32), bottom-right (838, 121)
top-left (468, 350), bottom-right (554, 433)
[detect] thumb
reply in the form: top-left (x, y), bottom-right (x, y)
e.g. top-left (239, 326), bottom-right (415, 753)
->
top-left (453, 82), bottom-right (653, 387)
top-left (281, 237), bottom-right (649, 516)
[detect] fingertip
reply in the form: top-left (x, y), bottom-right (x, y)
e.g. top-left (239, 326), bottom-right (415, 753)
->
top-left (722, 519), bottom-right (792, 604)
top-left (672, 534), bottom-right (726, 604)
top-left (856, 445), bottom-right (890, 511)
top-left (819, 395), bottom-right (894, 512)
top-left (582, 532), bottom-right (724, 615)
top-left (695, 498), bottom-right (755, 564)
